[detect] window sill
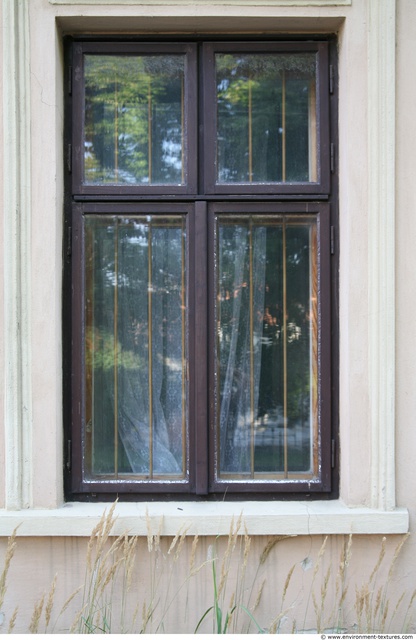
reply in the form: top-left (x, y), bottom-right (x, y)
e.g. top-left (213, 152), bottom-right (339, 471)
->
top-left (0, 500), bottom-right (408, 537)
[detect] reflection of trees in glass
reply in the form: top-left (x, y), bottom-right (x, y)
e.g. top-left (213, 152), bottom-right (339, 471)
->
top-left (218, 216), bottom-right (314, 474)
top-left (216, 54), bottom-right (316, 183)
top-left (258, 225), bottom-right (311, 424)
top-left (84, 56), bottom-right (185, 185)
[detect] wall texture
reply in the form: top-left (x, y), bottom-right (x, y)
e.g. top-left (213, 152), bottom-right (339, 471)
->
top-left (0, 0), bottom-right (415, 633)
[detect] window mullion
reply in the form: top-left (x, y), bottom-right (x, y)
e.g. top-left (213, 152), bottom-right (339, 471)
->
top-left (193, 200), bottom-right (209, 495)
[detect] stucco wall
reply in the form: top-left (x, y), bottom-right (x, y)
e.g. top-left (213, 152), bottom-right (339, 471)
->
top-left (0, 0), bottom-right (415, 633)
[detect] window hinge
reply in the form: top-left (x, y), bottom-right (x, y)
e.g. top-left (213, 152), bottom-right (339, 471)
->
top-left (330, 142), bottom-right (335, 173)
top-left (67, 226), bottom-right (72, 258)
top-left (66, 439), bottom-right (72, 471)
top-left (331, 438), bottom-right (336, 468)
top-left (329, 64), bottom-right (334, 94)
top-left (330, 225), bottom-right (335, 255)
top-left (68, 65), bottom-right (72, 95)
top-left (67, 143), bottom-right (72, 173)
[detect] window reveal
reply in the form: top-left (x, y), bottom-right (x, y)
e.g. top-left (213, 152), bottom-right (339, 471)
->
top-left (66, 39), bottom-right (336, 499)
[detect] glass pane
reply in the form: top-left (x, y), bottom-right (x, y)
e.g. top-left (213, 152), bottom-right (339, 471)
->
top-left (215, 54), bottom-right (317, 184)
top-left (216, 214), bottom-right (318, 480)
top-left (84, 55), bottom-right (185, 185)
top-left (84, 214), bottom-right (187, 480)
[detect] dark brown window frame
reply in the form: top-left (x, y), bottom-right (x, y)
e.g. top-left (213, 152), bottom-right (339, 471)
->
top-left (64, 36), bottom-right (338, 502)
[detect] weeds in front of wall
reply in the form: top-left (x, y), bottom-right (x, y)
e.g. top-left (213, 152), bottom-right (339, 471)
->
top-left (195, 514), bottom-right (269, 634)
top-left (0, 505), bottom-right (413, 634)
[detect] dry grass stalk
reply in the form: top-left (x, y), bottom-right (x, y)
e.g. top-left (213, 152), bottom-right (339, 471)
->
top-left (282, 563), bottom-right (295, 605)
top-left (86, 502), bottom-right (118, 572)
top-left (253, 578), bottom-right (266, 612)
top-left (217, 512), bottom-right (243, 598)
top-left (373, 584), bottom-right (383, 621)
top-left (145, 507), bottom-right (152, 552)
top-left (315, 565), bottom-right (331, 632)
top-left (242, 529), bottom-right (251, 570)
top-left (7, 605), bottom-right (18, 633)
top-left (387, 533), bottom-right (410, 582)
top-left (69, 602), bottom-right (88, 633)
top-left (174, 526), bottom-right (190, 561)
top-left (269, 606), bottom-right (291, 634)
top-left (0, 526), bottom-right (18, 612)
top-left (29, 592), bottom-right (45, 634)
top-left (313, 536), bottom-right (328, 581)
top-left (389, 591), bottom-right (406, 630)
top-left (58, 585), bottom-right (82, 617)
top-left (259, 535), bottom-right (292, 566)
top-left (369, 536), bottom-right (387, 584)
top-left (217, 522), bottom-right (238, 598)
top-left (0, 506), bottom-right (413, 635)
top-left (400, 588), bottom-right (416, 632)
top-left (300, 536), bottom-right (328, 632)
top-left (189, 534), bottom-right (199, 575)
top-left (355, 583), bottom-right (371, 632)
top-left (44, 573), bottom-right (57, 630)
top-left (380, 600), bottom-right (390, 632)
top-left (123, 534), bottom-right (138, 592)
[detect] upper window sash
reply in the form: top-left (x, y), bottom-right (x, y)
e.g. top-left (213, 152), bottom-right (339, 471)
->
top-left (71, 42), bottom-right (198, 196)
top-left (202, 41), bottom-right (330, 196)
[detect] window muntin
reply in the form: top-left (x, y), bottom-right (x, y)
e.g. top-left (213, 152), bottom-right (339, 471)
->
top-left (67, 40), bottom-right (335, 499)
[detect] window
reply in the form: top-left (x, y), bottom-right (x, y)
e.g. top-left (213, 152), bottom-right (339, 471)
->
top-left (65, 38), bottom-right (337, 500)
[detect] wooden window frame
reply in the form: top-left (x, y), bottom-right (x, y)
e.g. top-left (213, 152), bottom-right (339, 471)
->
top-left (202, 41), bottom-right (330, 196)
top-left (64, 37), bottom-right (338, 501)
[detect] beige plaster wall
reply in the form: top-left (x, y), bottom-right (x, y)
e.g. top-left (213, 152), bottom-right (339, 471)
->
top-left (394, 0), bottom-right (416, 591)
top-left (396, 0), bottom-right (416, 521)
top-left (0, 0), bottom-right (5, 509)
top-left (1, 0), bottom-right (416, 633)
top-left (25, 0), bottom-right (370, 509)
top-left (0, 532), bottom-right (410, 633)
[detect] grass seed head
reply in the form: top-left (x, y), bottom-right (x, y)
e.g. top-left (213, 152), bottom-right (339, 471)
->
top-left (7, 605), bottom-right (18, 633)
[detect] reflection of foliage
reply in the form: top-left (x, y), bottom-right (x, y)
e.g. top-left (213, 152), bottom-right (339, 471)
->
top-left (216, 53), bottom-right (316, 77)
top-left (216, 53), bottom-right (315, 182)
top-left (85, 327), bottom-right (143, 371)
top-left (84, 55), bottom-right (184, 185)
top-left (218, 219), bottom-right (313, 427)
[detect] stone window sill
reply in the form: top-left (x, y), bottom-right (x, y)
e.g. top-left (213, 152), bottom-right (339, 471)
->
top-left (0, 500), bottom-right (408, 537)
